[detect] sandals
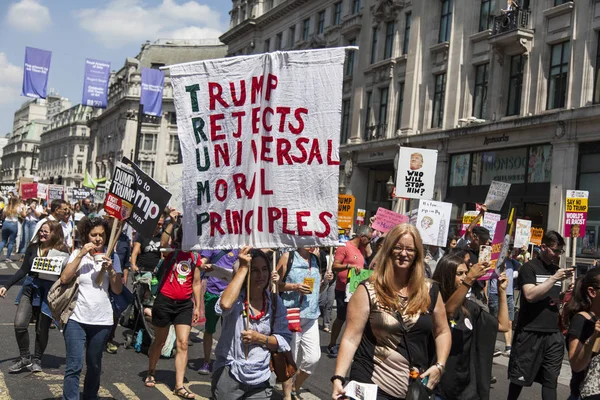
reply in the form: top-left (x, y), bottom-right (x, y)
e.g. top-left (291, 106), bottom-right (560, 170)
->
top-left (144, 371), bottom-right (156, 388)
top-left (173, 386), bottom-right (195, 399)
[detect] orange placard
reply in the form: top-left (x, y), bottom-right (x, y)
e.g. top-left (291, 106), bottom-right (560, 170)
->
top-left (530, 227), bottom-right (544, 246)
top-left (338, 194), bottom-right (355, 229)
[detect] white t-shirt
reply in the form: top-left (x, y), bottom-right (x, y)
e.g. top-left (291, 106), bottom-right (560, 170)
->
top-left (68, 249), bottom-right (122, 326)
top-left (25, 204), bottom-right (44, 222)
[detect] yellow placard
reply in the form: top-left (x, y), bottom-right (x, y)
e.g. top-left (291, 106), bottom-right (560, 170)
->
top-left (338, 194), bottom-right (355, 229)
top-left (530, 227), bottom-right (544, 245)
top-left (566, 198), bottom-right (588, 212)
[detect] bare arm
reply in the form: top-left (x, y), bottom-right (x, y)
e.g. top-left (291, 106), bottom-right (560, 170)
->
top-left (130, 242), bottom-right (141, 271)
top-left (522, 268), bottom-right (573, 302)
top-left (496, 274), bottom-right (510, 332)
top-left (276, 252), bottom-right (311, 294)
top-left (466, 205), bottom-right (487, 236)
top-left (568, 318), bottom-right (600, 372)
top-left (219, 247), bottom-right (251, 312)
top-left (61, 243), bottom-right (95, 284)
top-left (160, 221), bottom-right (174, 248)
top-left (445, 263), bottom-right (489, 319)
top-left (192, 267), bottom-right (201, 309)
top-left (108, 259), bottom-right (123, 295)
top-left (420, 291), bottom-right (452, 389)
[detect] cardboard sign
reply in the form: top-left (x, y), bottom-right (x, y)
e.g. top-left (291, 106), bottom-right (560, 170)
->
top-left (372, 207), bottom-right (409, 233)
top-left (21, 182), bottom-right (38, 200)
top-left (356, 208), bottom-right (366, 225)
top-left (47, 184), bottom-right (65, 201)
top-left (0, 183), bottom-right (16, 195)
top-left (18, 177), bottom-right (34, 197)
top-left (37, 183), bottom-right (48, 200)
top-left (416, 200), bottom-right (452, 247)
top-left (338, 195), bottom-right (355, 229)
top-left (123, 157), bottom-right (172, 238)
top-left (395, 147), bottom-right (438, 200)
top-left (479, 219), bottom-right (507, 281)
top-left (166, 164), bottom-right (183, 211)
top-left (514, 219), bottom-right (532, 248)
top-left (484, 181), bottom-right (511, 211)
top-left (530, 227), bottom-right (544, 246)
top-left (170, 48), bottom-right (345, 250)
top-left (104, 163), bottom-right (135, 221)
top-left (69, 187), bottom-right (94, 201)
top-left (460, 211), bottom-right (480, 236)
top-left (482, 212), bottom-right (501, 241)
top-left (565, 190), bottom-right (589, 238)
top-left (345, 268), bottom-right (374, 301)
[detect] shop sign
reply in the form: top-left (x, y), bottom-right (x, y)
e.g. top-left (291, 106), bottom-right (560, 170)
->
top-left (483, 134), bottom-right (510, 145)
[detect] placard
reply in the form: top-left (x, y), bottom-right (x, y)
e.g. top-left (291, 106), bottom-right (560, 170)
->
top-left (484, 181), bottom-right (511, 211)
top-left (395, 147), bottom-right (438, 200)
top-left (69, 187), bottom-right (94, 201)
top-left (372, 207), bottom-right (409, 233)
top-left (0, 183), bottom-right (16, 195)
top-left (338, 195), bottom-right (355, 230)
top-left (482, 212), bottom-right (501, 241)
top-left (514, 219), bottom-right (532, 248)
top-left (356, 208), bottom-right (366, 225)
top-left (530, 227), bottom-right (544, 246)
top-left (21, 182), bottom-right (38, 200)
top-left (460, 211), bottom-right (480, 236)
top-left (416, 200), bottom-right (452, 247)
top-left (479, 219), bottom-right (507, 280)
top-left (47, 184), bottom-right (65, 201)
top-left (104, 163), bottom-right (135, 221)
top-left (37, 183), bottom-right (48, 200)
top-left (345, 268), bottom-right (374, 301)
top-left (565, 190), bottom-right (589, 238)
top-left (123, 157), bottom-right (172, 238)
top-left (170, 48), bottom-right (346, 249)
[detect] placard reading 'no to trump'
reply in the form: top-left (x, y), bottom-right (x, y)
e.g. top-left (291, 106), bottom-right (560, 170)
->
top-left (170, 49), bottom-right (346, 250)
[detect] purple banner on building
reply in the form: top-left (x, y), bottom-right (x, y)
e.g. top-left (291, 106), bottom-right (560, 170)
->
top-left (140, 68), bottom-right (164, 116)
top-left (82, 58), bottom-right (111, 108)
top-left (21, 47), bottom-right (52, 99)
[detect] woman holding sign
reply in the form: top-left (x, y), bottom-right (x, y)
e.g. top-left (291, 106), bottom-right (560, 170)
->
top-left (331, 224), bottom-right (451, 400)
top-left (432, 254), bottom-right (509, 399)
top-left (59, 217), bottom-right (122, 400)
top-left (0, 221), bottom-right (67, 373)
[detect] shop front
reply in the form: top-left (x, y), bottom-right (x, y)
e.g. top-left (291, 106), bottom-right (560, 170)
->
top-left (576, 141), bottom-right (600, 259)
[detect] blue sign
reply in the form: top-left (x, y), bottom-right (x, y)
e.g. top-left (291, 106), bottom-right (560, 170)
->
top-left (82, 58), bottom-right (111, 108)
top-left (140, 68), bottom-right (164, 116)
top-left (21, 47), bottom-right (52, 99)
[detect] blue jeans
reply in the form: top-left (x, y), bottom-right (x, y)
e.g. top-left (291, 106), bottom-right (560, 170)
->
top-left (19, 220), bottom-right (37, 254)
top-left (62, 319), bottom-right (111, 400)
top-left (0, 221), bottom-right (18, 258)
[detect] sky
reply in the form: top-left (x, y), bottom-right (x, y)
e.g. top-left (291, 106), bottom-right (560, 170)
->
top-left (0, 0), bottom-right (231, 136)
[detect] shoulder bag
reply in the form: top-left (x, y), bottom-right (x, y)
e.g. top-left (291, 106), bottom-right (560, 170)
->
top-left (269, 292), bottom-right (298, 382)
top-left (47, 250), bottom-right (83, 327)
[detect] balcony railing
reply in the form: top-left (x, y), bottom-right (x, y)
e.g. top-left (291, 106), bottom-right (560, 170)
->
top-left (364, 123), bottom-right (388, 142)
top-left (492, 9), bottom-right (531, 35)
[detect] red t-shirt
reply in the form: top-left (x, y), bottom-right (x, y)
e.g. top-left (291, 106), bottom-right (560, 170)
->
top-left (159, 251), bottom-right (201, 301)
top-left (334, 241), bottom-right (366, 291)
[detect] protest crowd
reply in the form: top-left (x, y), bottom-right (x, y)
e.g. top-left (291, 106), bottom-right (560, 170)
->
top-left (0, 189), bottom-right (596, 400)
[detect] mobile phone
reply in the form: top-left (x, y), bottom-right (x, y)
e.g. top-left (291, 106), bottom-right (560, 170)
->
top-left (479, 245), bottom-right (492, 264)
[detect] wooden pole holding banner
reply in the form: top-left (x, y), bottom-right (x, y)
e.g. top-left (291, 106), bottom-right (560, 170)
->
top-left (94, 218), bottom-right (122, 286)
top-left (245, 261), bottom-right (251, 360)
top-left (327, 247), bottom-right (334, 273)
top-left (271, 250), bottom-right (277, 293)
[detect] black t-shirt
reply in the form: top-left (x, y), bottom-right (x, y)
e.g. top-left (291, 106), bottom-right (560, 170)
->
top-left (517, 257), bottom-right (561, 332)
top-left (134, 233), bottom-right (161, 272)
top-left (567, 313), bottom-right (598, 397)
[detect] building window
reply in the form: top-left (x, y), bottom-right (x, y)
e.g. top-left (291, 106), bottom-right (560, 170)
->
top-left (594, 34), bottom-right (600, 104)
top-left (396, 82), bottom-right (405, 131)
top-left (363, 91), bottom-right (372, 140)
top-left (333, 2), bottom-right (342, 25)
top-left (76, 160), bottom-right (83, 174)
top-left (263, 38), bottom-right (270, 52)
top-left (439, 0), bottom-right (453, 43)
top-left (370, 26), bottom-right (378, 64)
top-left (473, 63), bottom-right (489, 119)
top-left (169, 135), bottom-right (180, 153)
top-left (265, 0), bottom-right (273, 11)
top-left (449, 154), bottom-right (470, 187)
top-left (345, 38), bottom-right (356, 76)
top-left (141, 133), bottom-right (157, 151)
top-left (288, 26), bottom-right (296, 48)
top-left (507, 55), bottom-right (524, 116)
top-left (554, 0), bottom-right (569, 5)
top-left (79, 145), bottom-right (85, 152)
top-left (341, 99), bottom-right (351, 144)
top-left (275, 32), bottom-right (283, 50)
top-left (432, 74), bottom-right (446, 128)
top-left (403, 12), bottom-right (412, 55)
top-left (352, 0), bottom-right (360, 14)
top-left (479, 0), bottom-right (494, 32)
top-left (378, 88), bottom-right (389, 130)
top-left (547, 41), bottom-right (570, 110)
top-left (317, 10), bottom-right (326, 34)
top-left (384, 22), bottom-right (395, 59)
top-left (302, 18), bottom-right (310, 41)
top-left (81, 127), bottom-right (87, 136)
top-left (140, 161), bottom-right (155, 178)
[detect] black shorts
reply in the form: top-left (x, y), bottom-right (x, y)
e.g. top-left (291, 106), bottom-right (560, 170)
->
top-left (151, 293), bottom-right (194, 328)
top-left (508, 330), bottom-right (564, 388)
top-left (335, 290), bottom-right (347, 322)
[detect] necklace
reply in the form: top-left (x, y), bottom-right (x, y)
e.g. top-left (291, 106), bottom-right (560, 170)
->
top-left (244, 291), bottom-right (267, 321)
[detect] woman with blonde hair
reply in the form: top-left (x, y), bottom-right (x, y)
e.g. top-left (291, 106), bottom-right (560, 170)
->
top-left (331, 224), bottom-right (451, 400)
top-left (0, 196), bottom-right (23, 259)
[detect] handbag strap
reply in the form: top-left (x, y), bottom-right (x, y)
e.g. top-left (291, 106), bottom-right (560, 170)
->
top-left (396, 311), bottom-right (415, 367)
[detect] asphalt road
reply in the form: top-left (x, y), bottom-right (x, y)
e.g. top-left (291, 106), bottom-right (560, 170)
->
top-left (0, 260), bottom-right (573, 399)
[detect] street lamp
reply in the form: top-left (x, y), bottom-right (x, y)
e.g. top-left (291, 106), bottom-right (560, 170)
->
top-left (386, 176), bottom-right (395, 199)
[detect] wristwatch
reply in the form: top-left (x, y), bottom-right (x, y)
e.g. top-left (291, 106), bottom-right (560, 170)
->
top-left (331, 375), bottom-right (346, 385)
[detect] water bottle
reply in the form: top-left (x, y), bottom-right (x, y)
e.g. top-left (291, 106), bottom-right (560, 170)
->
top-left (151, 276), bottom-right (159, 296)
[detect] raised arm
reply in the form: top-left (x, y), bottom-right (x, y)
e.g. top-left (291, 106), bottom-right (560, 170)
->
top-left (61, 242), bottom-right (96, 285)
top-left (219, 247), bottom-right (251, 312)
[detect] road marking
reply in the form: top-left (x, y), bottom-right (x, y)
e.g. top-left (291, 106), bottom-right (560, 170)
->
top-left (47, 384), bottom-right (62, 398)
top-left (114, 383), bottom-right (141, 400)
top-left (183, 381), bottom-right (210, 400)
top-left (0, 371), bottom-right (11, 400)
top-left (154, 383), bottom-right (181, 399)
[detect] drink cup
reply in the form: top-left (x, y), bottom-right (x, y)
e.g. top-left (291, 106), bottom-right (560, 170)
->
top-left (94, 253), bottom-right (106, 267)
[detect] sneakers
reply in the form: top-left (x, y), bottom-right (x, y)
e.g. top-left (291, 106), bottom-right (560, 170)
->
top-left (30, 358), bottom-right (42, 373)
top-left (493, 350), bottom-right (502, 357)
top-left (8, 357), bottom-right (32, 373)
top-left (503, 346), bottom-right (512, 357)
top-left (198, 362), bottom-right (212, 375)
top-left (327, 345), bottom-right (339, 357)
top-left (106, 342), bottom-right (118, 354)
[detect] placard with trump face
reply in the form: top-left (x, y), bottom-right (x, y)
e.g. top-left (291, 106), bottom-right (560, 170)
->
top-left (395, 147), bottom-right (438, 200)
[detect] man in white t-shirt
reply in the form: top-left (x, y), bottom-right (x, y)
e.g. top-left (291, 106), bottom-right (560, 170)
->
top-left (31, 199), bottom-right (73, 249)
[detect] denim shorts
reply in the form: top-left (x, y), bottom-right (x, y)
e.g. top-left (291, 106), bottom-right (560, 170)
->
top-left (488, 293), bottom-right (514, 320)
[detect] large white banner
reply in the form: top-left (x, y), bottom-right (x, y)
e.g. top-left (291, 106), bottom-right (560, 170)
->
top-left (395, 147), bottom-right (438, 200)
top-left (170, 49), bottom-right (346, 250)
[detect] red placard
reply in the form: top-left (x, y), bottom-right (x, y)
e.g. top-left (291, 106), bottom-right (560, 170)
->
top-left (21, 182), bottom-right (38, 200)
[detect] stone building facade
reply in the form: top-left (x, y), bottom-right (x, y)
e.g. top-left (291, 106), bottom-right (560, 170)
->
top-left (220, 0), bottom-right (600, 259)
top-left (87, 39), bottom-right (228, 186)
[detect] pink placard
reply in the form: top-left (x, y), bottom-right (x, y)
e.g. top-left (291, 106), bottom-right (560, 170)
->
top-left (372, 207), bottom-right (409, 233)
